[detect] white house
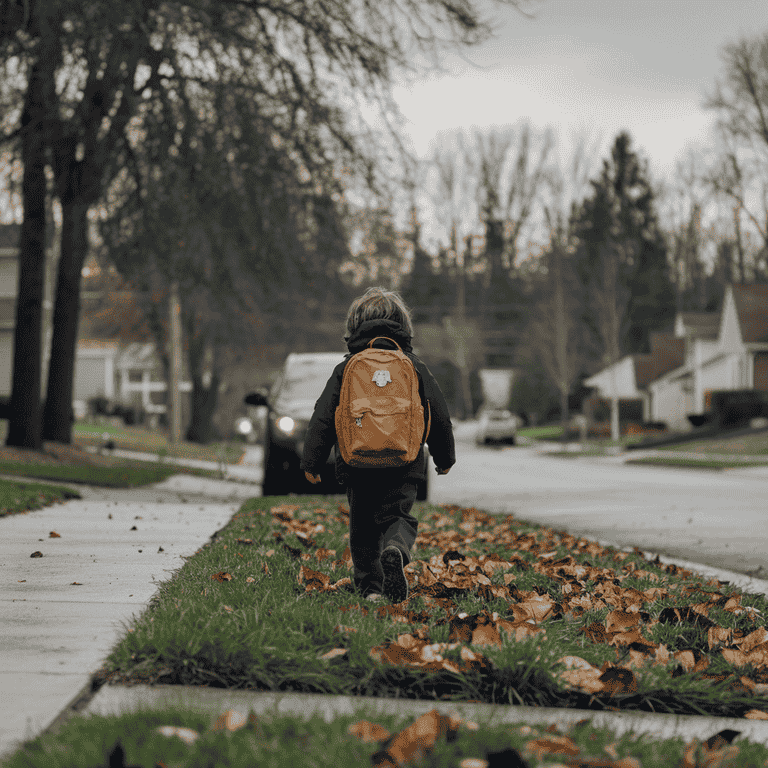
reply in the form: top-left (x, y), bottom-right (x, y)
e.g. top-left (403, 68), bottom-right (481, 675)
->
top-left (73, 340), bottom-right (191, 421)
top-left (585, 284), bottom-right (768, 432)
top-left (649, 284), bottom-right (768, 431)
top-left (584, 330), bottom-right (686, 422)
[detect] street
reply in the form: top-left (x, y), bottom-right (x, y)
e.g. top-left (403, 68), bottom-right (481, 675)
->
top-left (430, 435), bottom-right (768, 578)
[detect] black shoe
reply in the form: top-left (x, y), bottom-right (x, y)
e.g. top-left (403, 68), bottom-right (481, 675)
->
top-left (381, 547), bottom-right (408, 603)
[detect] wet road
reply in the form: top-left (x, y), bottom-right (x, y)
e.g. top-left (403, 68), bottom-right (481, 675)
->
top-left (429, 436), bottom-right (768, 578)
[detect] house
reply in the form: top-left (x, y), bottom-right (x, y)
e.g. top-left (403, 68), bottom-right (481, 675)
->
top-left (649, 284), bottom-right (768, 430)
top-left (583, 330), bottom-right (686, 423)
top-left (73, 340), bottom-right (191, 424)
top-left (585, 284), bottom-right (768, 432)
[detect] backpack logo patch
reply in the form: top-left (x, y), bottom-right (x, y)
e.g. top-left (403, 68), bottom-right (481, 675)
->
top-left (372, 370), bottom-right (391, 387)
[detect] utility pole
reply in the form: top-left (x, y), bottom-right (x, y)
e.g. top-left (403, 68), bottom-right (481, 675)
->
top-left (168, 280), bottom-right (182, 443)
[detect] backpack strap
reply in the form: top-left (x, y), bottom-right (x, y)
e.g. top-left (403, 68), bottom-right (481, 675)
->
top-left (367, 336), bottom-right (402, 351)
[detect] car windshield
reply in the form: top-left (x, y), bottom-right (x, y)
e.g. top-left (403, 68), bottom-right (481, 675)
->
top-left (279, 376), bottom-right (331, 401)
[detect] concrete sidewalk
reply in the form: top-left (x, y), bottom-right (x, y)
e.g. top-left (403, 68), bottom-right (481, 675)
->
top-left (4, 448), bottom-right (768, 761)
top-left (0, 475), bottom-right (258, 760)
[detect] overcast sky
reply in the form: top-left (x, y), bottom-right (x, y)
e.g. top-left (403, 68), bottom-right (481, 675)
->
top-left (392, 0), bottom-right (768, 185)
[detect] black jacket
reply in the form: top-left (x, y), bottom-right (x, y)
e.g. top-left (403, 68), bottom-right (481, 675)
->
top-left (300, 319), bottom-right (456, 486)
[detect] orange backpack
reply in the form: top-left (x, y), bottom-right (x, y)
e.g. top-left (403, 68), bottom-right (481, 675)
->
top-left (335, 337), bottom-right (431, 468)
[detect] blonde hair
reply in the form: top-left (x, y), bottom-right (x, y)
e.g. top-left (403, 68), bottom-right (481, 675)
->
top-left (345, 286), bottom-right (414, 338)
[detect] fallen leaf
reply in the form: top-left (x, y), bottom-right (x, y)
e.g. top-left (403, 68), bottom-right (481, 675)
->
top-left (524, 735), bottom-right (579, 760)
top-left (246, 576), bottom-right (256, 583)
top-left (71, 582), bottom-right (82, 585)
top-left (744, 709), bottom-right (768, 720)
top-left (49, 531), bottom-right (61, 538)
top-left (213, 709), bottom-right (247, 732)
top-left (348, 720), bottom-right (391, 743)
top-left (375, 710), bottom-right (459, 767)
top-left (211, 571), bottom-right (232, 582)
top-left (30, 551), bottom-right (43, 558)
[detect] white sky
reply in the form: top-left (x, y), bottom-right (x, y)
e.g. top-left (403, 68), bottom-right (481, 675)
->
top-left (392, 0), bottom-right (768, 185)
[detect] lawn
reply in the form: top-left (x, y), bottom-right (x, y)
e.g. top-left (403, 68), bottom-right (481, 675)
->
top-left (73, 420), bottom-right (245, 464)
top-left (656, 430), bottom-right (768, 456)
top-left (0, 477), bottom-right (80, 516)
top-left (4, 701), bottom-right (765, 768)
top-left (626, 456), bottom-right (765, 471)
top-left (98, 496), bottom-right (768, 720)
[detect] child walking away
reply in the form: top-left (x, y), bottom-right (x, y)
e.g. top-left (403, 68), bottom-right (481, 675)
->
top-left (301, 287), bottom-right (456, 603)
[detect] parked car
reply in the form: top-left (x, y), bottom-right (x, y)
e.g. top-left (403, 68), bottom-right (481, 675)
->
top-left (475, 408), bottom-right (519, 446)
top-left (245, 352), bottom-right (430, 499)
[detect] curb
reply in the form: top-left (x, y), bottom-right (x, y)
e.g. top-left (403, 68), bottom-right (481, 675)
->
top-left (84, 685), bottom-right (768, 747)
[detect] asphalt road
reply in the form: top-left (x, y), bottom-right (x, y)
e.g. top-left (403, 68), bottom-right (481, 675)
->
top-left (429, 434), bottom-right (768, 579)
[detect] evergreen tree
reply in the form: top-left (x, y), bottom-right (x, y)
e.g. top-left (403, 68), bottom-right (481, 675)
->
top-left (573, 132), bottom-right (675, 358)
top-left (401, 206), bottom-right (443, 323)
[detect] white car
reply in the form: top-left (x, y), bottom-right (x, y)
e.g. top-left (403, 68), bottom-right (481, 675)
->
top-left (475, 408), bottom-right (519, 446)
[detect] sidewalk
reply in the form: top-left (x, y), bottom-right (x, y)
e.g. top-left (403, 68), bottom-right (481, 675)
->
top-left (4, 444), bottom-right (768, 761)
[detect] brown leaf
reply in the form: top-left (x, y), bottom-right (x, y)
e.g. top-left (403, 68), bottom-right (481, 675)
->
top-left (376, 710), bottom-right (458, 767)
top-left (708, 626), bottom-right (733, 649)
top-left (744, 709), bottom-right (768, 720)
top-left (298, 565), bottom-right (330, 591)
top-left (30, 551), bottom-right (43, 558)
top-left (211, 571), bottom-right (232, 582)
top-left (605, 610), bottom-right (639, 633)
top-left (235, 538), bottom-right (254, 545)
top-left (470, 623), bottom-right (502, 647)
top-left (348, 720), bottom-right (391, 743)
top-left (524, 735), bottom-right (579, 760)
top-left (598, 666), bottom-right (637, 695)
top-left (557, 656), bottom-right (604, 694)
top-left (49, 531), bottom-right (61, 538)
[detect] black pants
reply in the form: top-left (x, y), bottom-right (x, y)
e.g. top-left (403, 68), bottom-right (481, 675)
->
top-left (346, 479), bottom-right (418, 596)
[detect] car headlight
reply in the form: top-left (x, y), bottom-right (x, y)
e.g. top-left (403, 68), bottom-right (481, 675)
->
top-left (236, 417), bottom-right (253, 436)
top-left (276, 416), bottom-right (296, 435)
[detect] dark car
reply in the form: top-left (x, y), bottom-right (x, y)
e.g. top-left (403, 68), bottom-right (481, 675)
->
top-left (245, 352), bottom-right (430, 499)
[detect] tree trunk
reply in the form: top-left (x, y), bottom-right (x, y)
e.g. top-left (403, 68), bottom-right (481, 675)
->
top-left (185, 373), bottom-right (220, 444)
top-left (42, 201), bottom-right (89, 443)
top-left (6, 59), bottom-right (49, 449)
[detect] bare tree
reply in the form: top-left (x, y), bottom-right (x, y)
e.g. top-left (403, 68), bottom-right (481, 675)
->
top-left (705, 32), bottom-right (768, 275)
top-left (525, 133), bottom-right (596, 436)
top-left (1, 0), bottom-right (533, 447)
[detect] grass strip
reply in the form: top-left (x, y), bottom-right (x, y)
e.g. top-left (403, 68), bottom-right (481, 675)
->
top-left (5, 703), bottom-right (768, 768)
top-left (0, 478), bottom-right (80, 517)
top-left (73, 420), bottom-right (245, 464)
top-left (625, 457), bottom-right (765, 470)
top-left (99, 496), bottom-right (768, 719)
top-left (0, 460), bottom-right (217, 487)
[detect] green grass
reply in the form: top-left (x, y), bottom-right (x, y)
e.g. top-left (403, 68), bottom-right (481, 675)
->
top-left (657, 430), bottom-right (768, 456)
top-left (0, 478), bottom-right (80, 516)
top-left (517, 425), bottom-right (564, 440)
top-left (0, 460), bottom-right (217, 487)
top-left (73, 420), bottom-right (245, 464)
top-left (626, 457), bottom-right (765, 470)
top-left (97, 496), bottom-right (768, 720)
top-left (8, 703), bottom-right (762, 768)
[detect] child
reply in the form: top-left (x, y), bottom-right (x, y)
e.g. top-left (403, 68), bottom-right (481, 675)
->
top-left (301, 286), bottom-right (456, 603)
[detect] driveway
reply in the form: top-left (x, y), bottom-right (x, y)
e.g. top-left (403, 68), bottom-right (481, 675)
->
top-left (430, 428), bottom-right (768, 578)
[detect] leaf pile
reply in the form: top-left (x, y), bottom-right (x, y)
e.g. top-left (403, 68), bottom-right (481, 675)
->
top-left (268, 500), bottom-right (768, 715)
